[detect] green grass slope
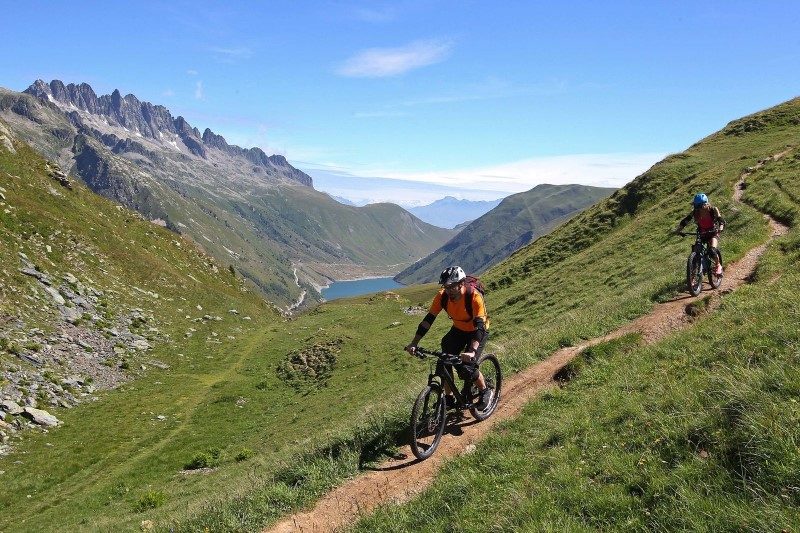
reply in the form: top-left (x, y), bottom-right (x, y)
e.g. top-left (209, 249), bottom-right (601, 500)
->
top-left (394, 184), bottom-right (615, 285)
top-left (352, 101), bottom-right (800, 530)
top-left (2, 95), bottom-right (798, 532)
top-left (0, 130), bottom-right (458, 531)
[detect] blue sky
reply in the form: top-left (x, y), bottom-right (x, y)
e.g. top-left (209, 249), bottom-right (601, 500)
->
top-left (1, 1), bottom-right (799, 205)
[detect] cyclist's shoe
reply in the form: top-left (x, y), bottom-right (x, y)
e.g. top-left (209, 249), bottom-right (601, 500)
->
top-left (444, 395), bottom-right (458, 410)
top-left (715, 263), bottom-right (724, 276)
top-left (476, 387), bottom-right (494, 411)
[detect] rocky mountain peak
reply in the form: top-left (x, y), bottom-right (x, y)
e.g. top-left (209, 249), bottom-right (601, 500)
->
top-left (22, 79), bottom-right (313, 186)
top-left (202, 127), bottom-right (229, 150)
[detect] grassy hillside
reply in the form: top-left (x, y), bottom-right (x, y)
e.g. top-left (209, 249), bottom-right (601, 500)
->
top-left (0, 128), bottom-right (459, 531)
top-left (1, 94), bottom-right (798, 533)
top-left (352, 101), bottom-right (800, 529)
top-left (395, 184), bottom-right (615, 285)
top-left (160, 99), bottom-right (799, 532)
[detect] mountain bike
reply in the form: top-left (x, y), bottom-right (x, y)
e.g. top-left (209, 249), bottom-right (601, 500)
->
top-left (679, 229), bottom-right (723, 296)
top-left (408, 347), bottom-right (501, 460)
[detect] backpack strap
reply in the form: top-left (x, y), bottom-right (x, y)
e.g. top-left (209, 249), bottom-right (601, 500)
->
top-left (441, 286), bottom-right (477, 320)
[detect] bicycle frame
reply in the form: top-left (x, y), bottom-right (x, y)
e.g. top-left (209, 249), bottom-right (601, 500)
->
top-left (680, 228), bottom-right (723, 295)
top-left (417, 348), bottom-right (476, 410)
top-left (683, 229), bottom-right (718, 270)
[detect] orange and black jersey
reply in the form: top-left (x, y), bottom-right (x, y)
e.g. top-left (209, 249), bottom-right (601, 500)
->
top-left (428, 287), bottom-right (487, 333)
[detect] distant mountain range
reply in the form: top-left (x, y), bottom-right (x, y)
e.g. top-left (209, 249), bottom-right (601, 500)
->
top-left (409, 196), bottom-right (503, 229)
top-left (395, 184), bottom-right (616, 285)
top-left (0, 80), bottom-right (455, 309)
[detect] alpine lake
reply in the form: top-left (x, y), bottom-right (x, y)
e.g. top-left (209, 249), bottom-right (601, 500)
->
top-left (321, 277), bottom-right (403, 301)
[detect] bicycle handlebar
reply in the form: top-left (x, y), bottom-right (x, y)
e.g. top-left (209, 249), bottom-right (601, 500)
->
top-left (412, 346), bottom-right (462, 364)
top-left (677, 228), bottom-right (723, 237)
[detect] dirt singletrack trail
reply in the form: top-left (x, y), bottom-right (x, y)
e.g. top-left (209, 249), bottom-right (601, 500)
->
top-left (267, 151), bottom-right (792, 533)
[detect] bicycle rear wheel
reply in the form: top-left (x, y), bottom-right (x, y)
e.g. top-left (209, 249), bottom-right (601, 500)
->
top-left (410, 383), bottom-right (446, 460)
top-left (686, 252), bottom-right (703, 296)
top-left (469, 354), bottom-right (502, 421)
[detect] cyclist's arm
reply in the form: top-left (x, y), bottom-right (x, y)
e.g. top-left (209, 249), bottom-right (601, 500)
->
top-left (712, 207), bottom-right (726, 230)
top-left (409, 312), bottom-right (437, 346)
top-left (676, 211), bottom-right (694, 231)
top-left (406, 292), bottom-right (443, 352)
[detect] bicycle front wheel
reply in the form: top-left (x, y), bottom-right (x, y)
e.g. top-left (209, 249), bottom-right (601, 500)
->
top-left (470, 353), bottom-right (502, 421)
top-left (686, 252), bottom-right (703, 296)
top-left (410, 383), bottom-right (446, 460)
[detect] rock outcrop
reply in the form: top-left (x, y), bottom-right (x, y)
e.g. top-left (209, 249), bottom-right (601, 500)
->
top-left (24, 79), bottom-right (313, 186)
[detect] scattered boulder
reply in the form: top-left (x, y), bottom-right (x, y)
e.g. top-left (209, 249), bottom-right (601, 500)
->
top-left (44, 286), bottom-right (66, 305)
top-left (20, 267), bottom-right (52, 285)
top-left (22, 407), bottom-right (60, 427)
top-left (1, 400), bottom-right (23, 416)
top-left (130, 338), bottom-right (150, 351)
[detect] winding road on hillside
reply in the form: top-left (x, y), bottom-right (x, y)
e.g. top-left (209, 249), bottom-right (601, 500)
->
top-left (267, 150), bottom-right (792, 533)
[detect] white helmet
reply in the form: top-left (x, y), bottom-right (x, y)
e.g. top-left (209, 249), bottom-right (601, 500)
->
top-left (439, 266), bottom-right (466, 286)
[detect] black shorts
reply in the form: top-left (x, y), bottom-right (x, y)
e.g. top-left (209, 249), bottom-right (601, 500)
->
top-left (439, 327), bottom-right (488, 381)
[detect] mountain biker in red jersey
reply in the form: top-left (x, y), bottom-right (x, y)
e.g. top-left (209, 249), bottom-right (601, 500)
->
top-left (405, 266), bottom-right (493, 411)
top-left (675, 193), bottom-right (726, 276)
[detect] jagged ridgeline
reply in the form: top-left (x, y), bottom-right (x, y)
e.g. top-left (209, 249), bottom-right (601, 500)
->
top-left (0, 81), bottom-right (455, 309)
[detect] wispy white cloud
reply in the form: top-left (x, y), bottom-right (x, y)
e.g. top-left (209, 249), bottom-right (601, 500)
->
top-left (301, 153), bottom-right (666, 208)
top-left (352, 5), bottom-right (397, 22)
top-left (209, 46), bottom-right (254, 61)
top-left (373, 153), bottom-right (666, 192)
top-left (323, 153), bottom-right (664, 196)
top-left (187, 69), bottom-right (198, 76)
top-left (336, 39), bottom-right (453, 77)
top-left (194, 81), bottom-right (204, 100)
top-left (353, 77), bottom-right (567, 117)
top-left (162, 89), bottom-right (175, 97)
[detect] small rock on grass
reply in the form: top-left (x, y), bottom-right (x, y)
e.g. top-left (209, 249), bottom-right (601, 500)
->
top-left (23, 407), bottom-right (60, 427)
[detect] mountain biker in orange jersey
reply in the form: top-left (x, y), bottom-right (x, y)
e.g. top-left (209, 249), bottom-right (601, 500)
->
top-left (675, 193), bottom-right (726, 276)
top-left (405, 266), bottom-right (493, 411)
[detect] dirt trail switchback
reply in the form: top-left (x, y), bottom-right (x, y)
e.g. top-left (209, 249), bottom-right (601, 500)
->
top-left (267, 150), bottom-right (792, 533)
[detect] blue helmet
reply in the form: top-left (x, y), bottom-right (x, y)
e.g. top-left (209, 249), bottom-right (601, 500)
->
top-left (693, 193), bottom-right (708, 207)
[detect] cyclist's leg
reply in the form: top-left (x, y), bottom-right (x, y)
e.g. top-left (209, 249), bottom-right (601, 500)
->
top-left (453, 329), bottom-right (489, 390)
top-left (473, 331), bottom-right (489, 390)
top-left (709, 234), bottom-right (722, 273)
top-left (441, 327), bottom-right (467, 395)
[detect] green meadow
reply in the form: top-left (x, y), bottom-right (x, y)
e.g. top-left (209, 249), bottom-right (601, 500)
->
top-left (352, 104), bottom-right (800, 530)
top-left (1, 97), bottom-right (799, 531)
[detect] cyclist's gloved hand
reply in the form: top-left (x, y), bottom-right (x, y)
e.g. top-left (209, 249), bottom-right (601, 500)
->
top-left (461, 351), bottom-right (475, 363)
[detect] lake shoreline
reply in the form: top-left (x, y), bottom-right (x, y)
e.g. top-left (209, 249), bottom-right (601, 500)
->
top-left (321, 276), bottom-right (406, 301)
